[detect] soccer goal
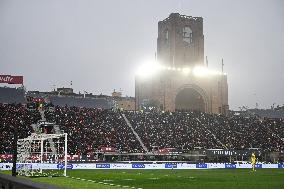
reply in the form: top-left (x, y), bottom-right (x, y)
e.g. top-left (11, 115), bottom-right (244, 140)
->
top-left (17, 133), bottom-right (67, 177)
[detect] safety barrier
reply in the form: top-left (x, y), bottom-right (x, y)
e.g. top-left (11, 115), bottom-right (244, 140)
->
top-left (1, 163), bottom-right (284, 170)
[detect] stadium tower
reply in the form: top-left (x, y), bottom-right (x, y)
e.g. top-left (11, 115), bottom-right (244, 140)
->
top-left (157, 13), bottom-right (204, 67)
top-left (135, 13), bottom-right (229, 115)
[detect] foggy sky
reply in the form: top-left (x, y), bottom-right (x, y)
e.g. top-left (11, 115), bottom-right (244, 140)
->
top-left (0, 0), bottom-right (283, 110)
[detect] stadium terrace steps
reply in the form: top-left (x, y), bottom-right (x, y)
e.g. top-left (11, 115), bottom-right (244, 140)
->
top-left (31, 123), bottom-right (38, 133)
top-left (39, 110), bottom-right (46, 121)
top-left (195, 118), bottom-right (227, 149)
top-left (53, 125), bottom-right (61, 134)
top-left (41, 109), bottom-right (58, 154)
top-left (48, 138), bottom-right (58, 155)
top-left (206, 129), bottom-right (227, 149)
top-left (122, 113), bottom-right (149, 153)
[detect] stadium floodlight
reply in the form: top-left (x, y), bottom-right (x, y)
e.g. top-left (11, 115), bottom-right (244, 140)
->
top-left (193, 66), bottom-right (223, 77)
top-left (193, 66), bottom-right (209, 77)
top-left (136, 60), bottom-right (162, 78)
top-left (161, 65), bottom-right (167, 70)
top-left (182, 67), bottom-right (191, 75)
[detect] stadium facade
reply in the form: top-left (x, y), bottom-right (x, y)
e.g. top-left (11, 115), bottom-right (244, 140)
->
top-left (135, 13), bottom-right (229, 115)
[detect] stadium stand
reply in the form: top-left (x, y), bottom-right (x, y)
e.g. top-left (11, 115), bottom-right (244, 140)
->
top-left (0, 87), bottom-right (26, 104)
top-left (0, 103), bottom-right (283, 161)
top-left (49, 96), bottom-right (112, 109)
top-left (44, 106), bottom-right (143, 155)
top-left (248, 109), bottom-right (284, 119)
top-left (0, 103), bottom-right (41, 153)
top-left (125, 111), bottom-right (284, 152)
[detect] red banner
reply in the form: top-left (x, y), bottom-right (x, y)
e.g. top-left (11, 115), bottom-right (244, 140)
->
top-left (0, 75), bottom-right (23, 84)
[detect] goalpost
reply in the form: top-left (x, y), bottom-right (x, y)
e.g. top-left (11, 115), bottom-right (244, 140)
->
top-left (17, 133), bottom-right (68, 177)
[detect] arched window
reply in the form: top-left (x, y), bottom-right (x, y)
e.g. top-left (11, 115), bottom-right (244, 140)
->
top-left (165, 29), bottom-right (169, 43)
top-left (182, 26), bottom-right (193, 44)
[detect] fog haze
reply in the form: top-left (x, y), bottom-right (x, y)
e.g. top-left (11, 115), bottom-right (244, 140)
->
top-left (1, 0), bottom-right (283, 110)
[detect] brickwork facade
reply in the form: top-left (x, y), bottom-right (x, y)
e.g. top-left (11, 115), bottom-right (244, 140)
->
top-left (135, 13), bottom-right (229, 115)
top-left (157, 13), bottom-right (204, 67)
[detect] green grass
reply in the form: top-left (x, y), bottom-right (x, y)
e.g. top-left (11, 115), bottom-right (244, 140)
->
top-left (2, 169), bottom-right (284, 189)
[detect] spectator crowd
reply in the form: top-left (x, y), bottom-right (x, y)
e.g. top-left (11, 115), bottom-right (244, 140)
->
top-left (0, 103), bottom-right (41, 153)
top-left (125, 111), bottom-right (284, 152)
top-left (0, 103), bottom-right (283, 155)
top-left (44, 106), bottom-right (143, 155)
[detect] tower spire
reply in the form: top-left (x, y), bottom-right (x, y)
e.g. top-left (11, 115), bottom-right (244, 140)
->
top-left (206, 56), bottom-right (208, 67)
top-left (221, 58), bottom-right (224, 73)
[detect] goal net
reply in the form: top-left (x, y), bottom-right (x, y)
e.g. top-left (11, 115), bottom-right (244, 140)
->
top-left (17, 133), bottom-right (67, 177)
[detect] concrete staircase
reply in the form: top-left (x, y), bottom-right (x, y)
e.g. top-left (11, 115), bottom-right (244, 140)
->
top-left (39, 109), bottom-right (46, 122)
top-left (39, 109), bottom-right (60, 154)
top-left (196, 118), bottom-right (227, 149)
top-left (122, 113), bottom-right (148, 153)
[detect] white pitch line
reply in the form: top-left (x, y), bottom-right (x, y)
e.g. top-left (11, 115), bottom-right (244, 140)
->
top-left (148, 177), bottom-right (159, 180)
top-left (123, 178), bottom-right (135, 181)
top-left (68, 176), bottom-right (138, 189)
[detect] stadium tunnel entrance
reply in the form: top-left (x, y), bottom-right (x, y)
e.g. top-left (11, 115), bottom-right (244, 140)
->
top-left (175, 87), bottom-right (205, 112)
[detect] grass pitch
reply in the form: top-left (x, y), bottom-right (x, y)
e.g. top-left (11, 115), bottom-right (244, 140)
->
top-left (29, 169), bottom-right (284, 189)
top-left (2, 169), bottom-right (284, 189)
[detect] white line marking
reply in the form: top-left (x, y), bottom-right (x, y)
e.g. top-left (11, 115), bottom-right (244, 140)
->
top-left (148, 177), bottom-right (159, 180)
top-left (68, 176), bottom-right (137, 189)
top-left (123, 178), bottom-right (135, 181)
